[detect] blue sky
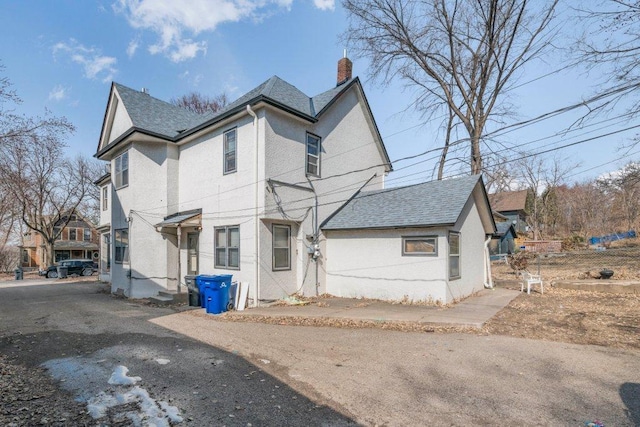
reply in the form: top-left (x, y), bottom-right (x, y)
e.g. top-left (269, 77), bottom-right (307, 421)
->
top-left (1, 0), bottom-right (638, 188)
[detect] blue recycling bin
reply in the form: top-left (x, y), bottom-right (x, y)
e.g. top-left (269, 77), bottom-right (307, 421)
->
top-left (196, 274), bottom-right (233, 313)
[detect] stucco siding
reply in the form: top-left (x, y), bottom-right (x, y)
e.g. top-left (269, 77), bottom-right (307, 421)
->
top-left (448, 195), bottom-right (487, 301)
top-left (108, 97), bottom-right (132, 144)
top-left (325, 228), bottom-right (449, 302)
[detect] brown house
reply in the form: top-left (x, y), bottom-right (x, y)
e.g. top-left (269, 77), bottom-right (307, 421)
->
top-left (20, 212), bottom-right (100, 270)
top-left (488, 190), bottom-right (530, 236)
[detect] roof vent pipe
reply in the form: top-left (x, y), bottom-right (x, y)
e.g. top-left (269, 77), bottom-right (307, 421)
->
top-left (141, 88), bottom-right (149, 94)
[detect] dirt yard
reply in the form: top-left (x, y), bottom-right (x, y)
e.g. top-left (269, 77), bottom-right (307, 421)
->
top-left (482, 285), bottom-right (640, 350)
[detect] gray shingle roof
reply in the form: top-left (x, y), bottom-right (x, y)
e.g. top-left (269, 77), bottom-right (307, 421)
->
top-left (321, 175), bottom-right (484, 230)
top-left (114, 83), bottom-right (205, 138)
top-left (494, 221), bottom-right (515, 237)
top-left (113, 77), bottom-right (358, 140)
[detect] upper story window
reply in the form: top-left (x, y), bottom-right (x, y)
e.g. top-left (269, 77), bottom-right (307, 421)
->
top-left (102, 186), bottom-right (108, 211)
top-left (306, 133), bottom-right (321, 177)
top-left (114, 151), bottom-right (129, 189)
top-left (69, 228), bottom-right (77, 240)
top-left (84, 228), bottom-right (91, 242)
top-left (224, 128), bottom-right (237, 174)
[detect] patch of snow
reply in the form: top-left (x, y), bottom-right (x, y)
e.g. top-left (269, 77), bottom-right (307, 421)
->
top-left (155, 358), bottom-right (170, 365)
top-left (86, 391), bottom-right (119, 418)
top-left (108, 365), bottom-right (142, 385)
top-left (259, 359), bottom-right (270, 364)
top-left (159, 401), bottom-right (184, 423)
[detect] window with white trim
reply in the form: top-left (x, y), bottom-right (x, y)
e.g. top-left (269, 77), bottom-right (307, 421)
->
top-left (449, 232), bottom-right (460, 279)
top-left (306, 133), bottom-right (320, 177)
top-left (224, 128), bottom-right (237, 174)
top-left (102, 186), bottom-right (108, 211)
top-left (402, 236), bottom-right (437, 256)
top-left (69, 228), bottom-right (77, 241)
top-left (272, 224), bottom-right (291, 270)
top-left (114, 151), bottom-right (129, 189)
top-left (215, 226), bottom-right (240, 269)
top-left (114, 229), bottom-right (129, 263)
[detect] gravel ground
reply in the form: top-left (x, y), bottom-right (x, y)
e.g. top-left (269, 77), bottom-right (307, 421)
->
top-left (1, 275), bottom-right (639, 425)
top-left (0, 355), bottom-right (95, 426)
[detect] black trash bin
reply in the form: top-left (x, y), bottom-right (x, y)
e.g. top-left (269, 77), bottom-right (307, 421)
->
top-left (15, 268), bottom-right (23, 280)
top-left (57, 266), bottom-right (68, 279)
top-left (185, 275), bottom-right (199, 307)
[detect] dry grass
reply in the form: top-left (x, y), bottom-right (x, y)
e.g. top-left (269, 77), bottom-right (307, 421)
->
top-left (482, 286), bottom-right (640, 350)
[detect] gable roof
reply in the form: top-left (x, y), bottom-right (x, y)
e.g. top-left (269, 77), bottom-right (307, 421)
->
top-left (489, 190), bottom-right (528, 213)
top-left (321, 175), bottom-right (493, 231)
top-left (97, 76), bottom-right (392, 171)
top-left (494, 221), bottom-right (516, 237)
top-left (113, 83), bottom-right (205, 138)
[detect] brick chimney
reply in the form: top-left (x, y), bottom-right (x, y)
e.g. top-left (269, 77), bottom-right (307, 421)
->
top-left (337, 50), bottom-right (352, 86)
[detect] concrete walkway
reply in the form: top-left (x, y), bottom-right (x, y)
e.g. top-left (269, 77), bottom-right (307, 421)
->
top-left (229, 288), bottom-right (520, 329)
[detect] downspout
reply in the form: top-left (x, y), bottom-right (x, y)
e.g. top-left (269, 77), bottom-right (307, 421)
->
top-left (176, 225), bottom-right (182, 294)
top-left (246, 105), bottom-right (259, 307)
top-left (484, 235), bottom-right (493, 289)
top-left (127, 212), bottom-right (133, 297)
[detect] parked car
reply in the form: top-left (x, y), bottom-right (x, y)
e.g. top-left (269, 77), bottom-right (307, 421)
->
top-left (40, 259), bottom-right (96, 278)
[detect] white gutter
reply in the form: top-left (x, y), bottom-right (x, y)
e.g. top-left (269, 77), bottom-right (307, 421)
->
top-left (246, 105), bottom-right (259, 307)
top-left (484, 235), bottom-right (494, 289)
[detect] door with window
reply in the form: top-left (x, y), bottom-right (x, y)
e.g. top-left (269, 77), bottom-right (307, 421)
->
top-left (187, 233), bottom-right (199, 275)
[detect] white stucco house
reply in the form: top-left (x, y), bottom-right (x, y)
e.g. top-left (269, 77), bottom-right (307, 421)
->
top-left (94, 57), bottom-right (393, 302)
top-left (321, 175), bottom-right (496, 304)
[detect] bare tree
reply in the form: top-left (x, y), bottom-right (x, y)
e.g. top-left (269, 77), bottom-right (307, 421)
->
top-left (170, 92), bottom-right (228, 114)
top-left (1, 63), bottom-right (73, 146)
top-left (578, 1), bottom-right (640, 115)
top-left (0, 127), bottom-right (97, 267)
top-left (518, 154), bottom-right (577, 239)
top-left (343, 0), bottom-right (559, 175)
top-left (597, 161), bottom-right (640, 231)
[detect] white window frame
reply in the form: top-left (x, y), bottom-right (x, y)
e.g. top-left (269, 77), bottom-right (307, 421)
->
top-left (402, 236), bottom-right (438, 256)
top-left (449, 232), bottom-right (461, 280)
top-left (223, 128), bottom-right (237, 174)
top-left (215, 225), bottom-right (240, 269)
top-left (272, 224), bottom-right (291, 271)
top-left (114, 151), bottom-right (129, 189)
top-left (114, 229), bottom-right (129, 263)
top-left (306, 133), bottom-right (321, 177)
top-left (102, 186), bottom-right (108, 211)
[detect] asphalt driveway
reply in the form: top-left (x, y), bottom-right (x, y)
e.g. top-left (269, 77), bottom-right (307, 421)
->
top-left (1, 279), bottom-right (639, 426)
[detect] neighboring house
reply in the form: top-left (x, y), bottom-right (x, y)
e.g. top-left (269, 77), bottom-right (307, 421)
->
top-left (20, 212), bottom-right (100, 270)
top-left (489, 221), bottom-right (517, 255)
top-left (94, 57), bottom-right (392, 300)
top-left (488, 190), bottom-right (529, 235)
top-left (321, 175), bottom-right (496, 304)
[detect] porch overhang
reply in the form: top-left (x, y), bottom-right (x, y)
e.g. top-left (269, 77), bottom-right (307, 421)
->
top-left (155, 209), bottom-right (202, 230)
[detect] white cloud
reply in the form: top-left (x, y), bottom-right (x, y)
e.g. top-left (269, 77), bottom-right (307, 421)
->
top-left (313, 0), bottom-right (334, 11)
top-left (48, 85), bottom-right (68, 101)
top-left (113, 0), bottom-right (293, 62)
top-left (127, 39), bottom-right (139, 58)
top-left (53, 39), bottom-right (117, 83)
